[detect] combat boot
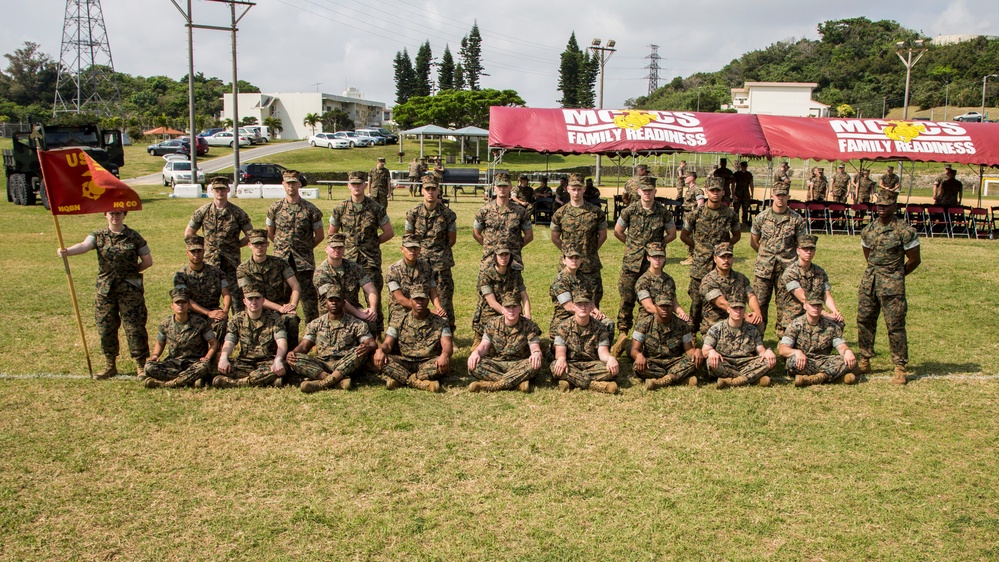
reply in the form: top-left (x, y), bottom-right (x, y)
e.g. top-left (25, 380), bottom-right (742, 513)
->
top-left (272, 377), bottom-right (284, 388)
top-left (757, 376), bottom-right (772, 387)
top-left (794, 374), bottom-right (826, 387)
top-left (644, 375), bottom-right (672, 391)
top-left (135, 357), bottom-right (147, 380)
top-left (857, 356), bottom-right (871, 374)
top-left (716, 376), bottom-right (749, 389)
top-left (842, 373), bottom-right (857, 385)
top-left (385, 378), bottom-right (402, 390)
top-left (609, 334), bottom-right (630, 357)
top-left (557, 380), bottom-right (572, 392)
top-left (95, 355), bottom-right (117, 380)
top-left (144, 378), bottom-right (164, 389)
top-left (468, 380), bottom-right (503, 392)
top-left (339, 377), bottom-right (352, 390)
top-left (892, 365), bottom-right (908, 385)
top-left (588, 381), bottom-right (618, 394)
top-left (518, 380), bottom-right (531, 393)
top-left (408, 376), bottom-right (441, 393)
top-left (212, 375), bottom-right (249, 388)
top-left (685, 375), bottom-right (699, 386)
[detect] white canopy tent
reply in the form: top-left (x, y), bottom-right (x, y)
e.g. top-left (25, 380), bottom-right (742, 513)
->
top-left (399, 124), bottom-right (452, 159)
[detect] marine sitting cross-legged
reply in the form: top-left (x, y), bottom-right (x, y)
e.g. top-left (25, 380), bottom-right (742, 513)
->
top-left (701, 300), bottom-right (777, 389)
top-left (372, 286), bottom-right (453, 393)
top-left (779, 296), bottom-right (858, 387)
top-left (550, 290), bottom-right (620, 394)
top-left (213, 287), bottom-right (289, 388)
top-left (466, 292), bottom-right (543, 393)
top-left (144, 288), bottom-right (218, 389)
top-left (630, 293), bottom-right (703, 390)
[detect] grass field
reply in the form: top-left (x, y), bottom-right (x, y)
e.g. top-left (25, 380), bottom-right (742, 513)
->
top-left (3, 146), bottom-right (999, 559)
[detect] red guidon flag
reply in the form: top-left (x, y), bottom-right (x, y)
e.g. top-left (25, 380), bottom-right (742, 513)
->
top-left (37, 148), bottom-right (142, 215)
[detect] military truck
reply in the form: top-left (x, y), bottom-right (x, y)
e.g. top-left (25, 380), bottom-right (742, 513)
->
top-left (3, 123), bottom-right (125, 209)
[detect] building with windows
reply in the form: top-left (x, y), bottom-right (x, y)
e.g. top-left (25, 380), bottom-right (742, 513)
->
top-left (724, 82), bottom-right (830, 118)
top-left (221, 89), bottom-right (387, 139)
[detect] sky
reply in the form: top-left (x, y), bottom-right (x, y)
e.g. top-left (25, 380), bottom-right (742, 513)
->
top-left (2, 0), bottom-right (996, 110)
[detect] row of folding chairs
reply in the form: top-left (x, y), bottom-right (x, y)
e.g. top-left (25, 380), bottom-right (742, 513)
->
top-left (786, 201), bottom-right (999, 239)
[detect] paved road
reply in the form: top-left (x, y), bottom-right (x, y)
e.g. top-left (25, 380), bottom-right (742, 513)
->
top-left (124, 141), bottom-right (310, 186)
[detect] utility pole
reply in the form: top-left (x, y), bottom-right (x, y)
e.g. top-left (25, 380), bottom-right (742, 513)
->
top-left (589, 38), bottom-right (616, 186)
top-left (644, 44), bottom-right (661, 96)
top-left (982, 74), bottom-right (998, 122)
top-left (895, 39), bottom-right (926, 120)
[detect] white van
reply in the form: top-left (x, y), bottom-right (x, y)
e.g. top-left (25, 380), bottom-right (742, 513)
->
top-left (244, 125), bottom-right (271, 142)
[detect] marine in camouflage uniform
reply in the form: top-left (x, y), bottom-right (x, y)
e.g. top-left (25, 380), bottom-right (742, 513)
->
top-left (467, 293), bottom-right (543, 392)
top-left (780, 302), bottom-right (858, 387)
top-left (679, 172), bottom-right (704, 263)
top-left (266, 169), bottom-right (324, 324)
top-left (750, 185), bottom-right (806, 337)
top-left (614, 177), bottom-right (674, 334)
top-left (622, 164), bottom-right (651, 207)
top-left (772, 162), bottom-right (792, 192)
top-left (329, 171), bottom-right (394, 335)
top-left (374, 287), bottom-right (453, 392)
top-left (632, 244), bottom-right (680, 329)
top-left (631, 293), bottom-right (701, 390)
top-left (369, 157), bottom-right (391, 209)
top-left (512, 174), bottom-right (535, 212)
top-left (144, 289), bottom-right (218, 388)
top-left (732, 161), bottom-right (755, 225)
top-left (313, 233), bottom-right (378, 334)
top-left (680, 177), bottom-right (741, 333)
top-left (702, 301), bottom-right (776, 388)
top-left (475, 246), bottom-right (528, 338)
top-left (407, 157), bottom-right (423, 196)
top-left (830, 165), bottom-right (851, 203)
top-left (550, 173), bottom-right (608, 306)
top-left (405, 175), bottom-right (458, 332)
top-left (699, 242), bottom-right (758, 335)
top-left (289, 284), bottom-right (377, 393)
top-left (236, 229), bottom-right (301, 344)
top-left (548, 245), bottom-right (612, 338)
top-left (779, 235), bottom-right (833, 328)
top-left (857, 189), bottom-right (921, 384)
top-left (186, 177), bottom-right (253, 312)
top-left (879, 166), bottom-right (900, 192)
top-left (807, 167), bottom-right (829, 201)
top-left (850, 170), bottom-right (876, 204)
top-left (473, 172), bottom-right (533, 269)
top-left (550, 291), bottom-right (619, 394)
top-left (934, 169), bottom-right (963, 207)
top-left (386, 234), bottom-right (444, 326)
top-left (174, 235), bottom-right (231, 343)
top-left (213, 287), bottom-right (289, 388)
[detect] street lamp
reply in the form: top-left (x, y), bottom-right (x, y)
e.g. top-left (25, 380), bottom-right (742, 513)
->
top-left (895, 39), bottom-right (926, 120)
top-left (589, 38), bottom-right (616, 186)
top-left (982, 74), bottom-right (998, 122)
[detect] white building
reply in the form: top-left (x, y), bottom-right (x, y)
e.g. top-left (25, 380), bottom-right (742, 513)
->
top-left (221, 90), bottom-right (387, 139)
top-left (725, 82), bottom-right (830, 118)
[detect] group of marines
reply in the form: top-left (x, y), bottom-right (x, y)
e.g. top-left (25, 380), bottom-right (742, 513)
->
top-left (59, 155), bottom-right (922, 394)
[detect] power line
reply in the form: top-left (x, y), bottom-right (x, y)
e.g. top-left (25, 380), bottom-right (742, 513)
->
top-left (644, 44), bottom-right (661, 96)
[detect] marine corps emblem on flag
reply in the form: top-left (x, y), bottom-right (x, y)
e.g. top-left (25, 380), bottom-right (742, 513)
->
top-left (37, 147), bottom-right (142, 215)
top-left (883, 121), bottom-right (926, 143)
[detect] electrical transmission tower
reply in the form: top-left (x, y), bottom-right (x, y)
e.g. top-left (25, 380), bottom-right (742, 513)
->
top-left (644, 44), bottom-right (661, 96)
top-left (53, 0), bottom-right (121, 117)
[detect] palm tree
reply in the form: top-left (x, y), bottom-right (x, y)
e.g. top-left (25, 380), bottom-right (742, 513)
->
top-left (303, 113), bottom-right (321, 136)
top-left (221, 118), bottom-right (234, 130)
top-left (263, 116), bottom-right (283, 140)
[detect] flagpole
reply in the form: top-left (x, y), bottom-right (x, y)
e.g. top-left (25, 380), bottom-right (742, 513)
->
top-left (51, 205), bottom-right (95, 379)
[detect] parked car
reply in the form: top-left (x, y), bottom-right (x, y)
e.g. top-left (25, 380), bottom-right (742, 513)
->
top-left (238, 127), bottom-right (263, 144)
top-left (309, 133), bottom-right (351, 149)
top-left (147, 138), bottom-right (186, 156)
top-left (332, 131), bottom-right (373, 147)
top-left (179, 136), bottom-right (209, 156)
top-left (356, 128), bottom-right (395, 145)
top-left (239, 162), bottom-right (310, 186)
top-left (243, 125), bottom-right (270, 142)
top-left (162, 158), bottom-right (206, 186)
top-left (369, 127), bottom-right (398, 144)
top-left (353, 130), bottom-right (385, 145)
top-left (954, 111), bottom-right (983, 122)
top-left (205, 131), bottom-right (251, 147)
top-left (197, 127), bottom-right (224, 138)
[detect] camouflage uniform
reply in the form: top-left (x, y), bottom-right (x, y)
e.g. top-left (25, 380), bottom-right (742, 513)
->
top-left (857, 212), bottom-right (919, 366)
top-left (550, 199), bottom-right (607, 304)
top-left (287, 313), bottom-right (374, 382)
top-left (380, 312), bottom-right (452, 384)
top-left (880, 171), bottom-right (900, 192)
top-left (751, 205), bottom-right (806, 336)
top-left (405, 200), bottom-right (458, 332)
top-left (732, 168), bottom-right (754, 224)
top-left (145, 313), bottom-right (215, 387)
top-left (780, 315), bottom-right (850, 382)
top-left (368, 164), bottom-right (391, 209)
top-left (514, 179), bottom-right (535, 213)
top-left (713, 165), bottom-right (735, 202)
top-left (549, 267), bottom-right (604, 333)
top-left (188, 202), bottom-right (253, 311)
top-left (699, 268), bottom-right (754, 334)
top-left (772, 167), bottom-right (792, 191)
top-left (313, 257), bottom-right (372, 324)
top-left (809, 171), bottom-right (828, 201)
top-left (329, 196), bottom-right (390, 334)
top-left (236, 254), bottom-right (299, 343)
top-left (830, 169), bottom-right (851, 203)
top-left (471, 315), bottom-right (543, 389)
top-left (936, 177), bottom-right (963, 207)
top-left (703, 320), bottom-right (771, 382)
top-left (386, 256), bottom-right (437, 326)
top-left (266, 198), bottom-right (323, 323)
top-left (473, 200), bottom-right (532, 267)
top-left (90, 226), bottom-right (150, 361)
top-left (174, 262), bottom-right (228, 340)
top-left (780, 261), bottom-right (831, 327)
top-left (634, 269), bottom-right (677, 328)
top-left (223, 309), bottom-right (287, 386)
top-left (552, 316), bottom-right (614, 389)
top-left (631, 313), bottom-right (697, 381)
top-left (474, 262), bottom-right (526, 337)
top-left (615, 199), bottom-right (673, 332)
top-left (853, 174), bottom-right (876, 203)
top-left (683, 201), bottom-right (740, 332)
top-left (622, 173), bottom-right (651, 207)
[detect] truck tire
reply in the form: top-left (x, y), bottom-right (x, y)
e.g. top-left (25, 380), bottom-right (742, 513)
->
top-left (40, 180), bottom-right (50, 210)
top-left (9, 173), bottom-right (27, 205)
top-left (24, 176), bottom-right (37, 206)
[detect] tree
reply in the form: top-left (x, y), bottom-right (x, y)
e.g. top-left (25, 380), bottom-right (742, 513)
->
top-left (557, 33), bottom-right (599, 108)
top-left (263, 116), bottom-right (283, 138)
top-left (321, 109), bottom-right (353, 132)
top-left (414, 41), bottom-right (433, 97)
top-left (394, 49), bottom-right (416, 104)
top-left (0, 42), bottom-right (59, 107)
top-left (459, 22), bottom-right (484, 90)
top-left (392, 88), bottom-right (525, 129)
top-left (303, 112), bottom-right (321, 135)
top-left (579, 51), bottom-right (599, 108)
top-left (438, 45), bottom-right (455, 91)
top-left (836, 103), bottom-right (856, 117)
top-left (454, 62), bottom-right (466, 90)
top-left (239, 116), bottom-right (258, 126)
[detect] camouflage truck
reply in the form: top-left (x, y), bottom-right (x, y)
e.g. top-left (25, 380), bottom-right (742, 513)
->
top-left (3, 123), bottom-right (125, 209)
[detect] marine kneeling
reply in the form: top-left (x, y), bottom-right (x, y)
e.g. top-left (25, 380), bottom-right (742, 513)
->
top-left (779, 296), bottom-right (858, 387)
top-left (288, 284), bottom-right (377, 393)
top-left (213, 287), bottom-right (289, 388)
top-left (372, 286), bottom-right (453, 392)
top-left (702, 299), bottom-right (777, 389)
top-left (550, 290), bottom-right (619, 394)
top-left (467, 292), bottom-right (543, 393)
top-left (630, 293), bottom-right (702, 390)
top-left (144, 288), bottom-right (219, 388)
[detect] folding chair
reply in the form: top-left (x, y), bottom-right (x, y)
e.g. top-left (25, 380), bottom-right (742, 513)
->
top-left (747, 199), bottom-right (763, 223)
top-left (947, 207), bottom-right (972, 238)
top-left (970, 207), bottom-right (992, 239)
top-left (533, 197), bottom-right (554, 226)
top-left (925, 206), bottom-right (950, 238)
top-left (991, 206), bottom-right (999, 237)
top-left (849, 204), bottom-right (871, 234)
top-left (827, 204), bottom-right (851, 235)
top-left (806, 203), bottom-right (830, 235)
top-left (613, 195), bottom-right (626, 221)
top-left (905, 204), bottom-right (928, 236)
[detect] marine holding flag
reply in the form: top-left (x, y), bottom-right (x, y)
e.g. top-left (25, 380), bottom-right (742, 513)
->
top-left (45, 147), bottom-right (151, 379)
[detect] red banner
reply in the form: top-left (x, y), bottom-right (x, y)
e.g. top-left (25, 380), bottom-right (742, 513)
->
top-left (37, 148), bottom-right (142, 215)
top-left (489, 107), bottom-right (772, 157)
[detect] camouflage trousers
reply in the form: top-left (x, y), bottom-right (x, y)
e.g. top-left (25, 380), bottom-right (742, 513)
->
top-left (857, 288), bottom-right (908, 366)
top-left (829, 188), bottom-right (848, 204)
top-left (194, 311), bottom-right (228, 344)
top-left (145, 357), bottom-right (212, 387)
top-left (229, 358), bottom-right (285, 387)
top-left (287, 348), bottom-right (370, 381)
top-left (373, 189), bottom-right (389, 210)
top-left (220, 262), bottom-right (243, 313)
top-left (753, 260), bottom-right (789, 338)
top-left (707, 355), bottom-right (772, 383)
top-left (470, 357), bottom-right (539, 389)
top-left (615, 263), bottom-right (649, 333)
top-left (296, 269), bottom-right (320, 325)
top-left (633, 354), bottom-right (698, 381)
top-left (555, 360), bottom-right (615, 389)
top-left (380, 355), bottom-right (445, 385)
top-left (784, 354), bottom-right (850, 382)
top-left (433, 268), bottom-right (456, 333)
top-left (95, 280), bottom-right (149, 360)
top-left (687, 277), bottom-right (704, 336)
